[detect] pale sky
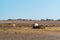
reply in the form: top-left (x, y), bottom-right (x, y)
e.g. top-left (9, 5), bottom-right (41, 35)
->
top-left (0, 0), bottom-right (60, 20)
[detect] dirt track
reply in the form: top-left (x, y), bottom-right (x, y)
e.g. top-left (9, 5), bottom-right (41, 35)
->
top-left (0, 31), bottom-right (60, 40)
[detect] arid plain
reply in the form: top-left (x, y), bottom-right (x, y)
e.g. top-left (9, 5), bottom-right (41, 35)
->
top-left (0, 20), bottom-right (60, 40)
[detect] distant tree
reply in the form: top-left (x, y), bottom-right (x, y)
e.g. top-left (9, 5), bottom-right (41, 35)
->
top-left (56, 19), bottom-right (60, 21)
top-left (17, 19), bottom-right (22, 20)
top-left (8, 19), bottom-right (12, 21)
top-left (46, 19), bottom-right (54, 21)
top-left (8, 19), bottom-right (17, 21)
top-left (22, 19), bottom-right (26, 21)
top-left (29, 19), bottom-right (32, 21)
top-left (40, 19), bottom-right (45, 21)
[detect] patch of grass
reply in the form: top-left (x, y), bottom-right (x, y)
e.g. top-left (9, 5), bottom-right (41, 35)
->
top-left (0, 27), bottom-right (60, 34)
top-left (45, 27), bottom-right (60, 32)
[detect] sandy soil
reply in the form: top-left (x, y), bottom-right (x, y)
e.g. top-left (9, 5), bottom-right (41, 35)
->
top-left (0, 28), bottom-right (60, 40)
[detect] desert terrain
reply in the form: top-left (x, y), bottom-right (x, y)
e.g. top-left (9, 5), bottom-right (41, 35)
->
top-left (0, 20), bottom-right (60, 40)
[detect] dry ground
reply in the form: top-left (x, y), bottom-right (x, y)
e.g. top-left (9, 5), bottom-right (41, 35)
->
top-left (0, 20), bottom-right (60, 27)
top-left (0, 20), bottom-right (60, 40)
top-left (0, 27), bottom-right (60, 40)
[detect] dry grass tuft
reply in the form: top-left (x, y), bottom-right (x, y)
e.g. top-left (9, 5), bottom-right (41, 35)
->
top-left (0, 27), bottom-right (60, 34)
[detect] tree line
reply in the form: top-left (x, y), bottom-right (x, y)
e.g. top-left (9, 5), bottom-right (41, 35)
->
top-left (41, 19), bottom-right (60, 21)
top-left (7, 19), bottom-right (60, 21)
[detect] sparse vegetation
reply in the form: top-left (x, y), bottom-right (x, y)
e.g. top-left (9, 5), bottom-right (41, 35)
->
top-left (0, 19), bottom-right (60, 40)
